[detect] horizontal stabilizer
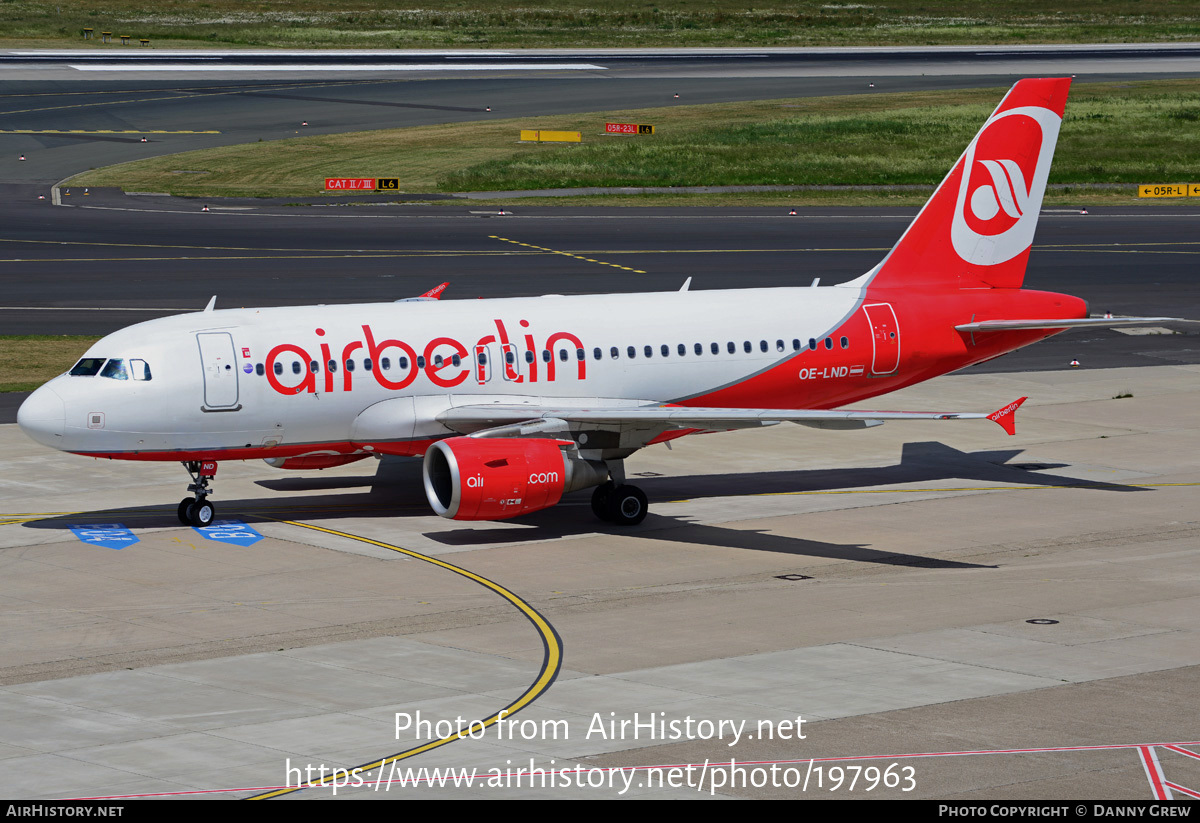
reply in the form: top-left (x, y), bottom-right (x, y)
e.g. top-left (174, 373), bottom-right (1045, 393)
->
top-left (956, 316), bottom-right (1187, 333)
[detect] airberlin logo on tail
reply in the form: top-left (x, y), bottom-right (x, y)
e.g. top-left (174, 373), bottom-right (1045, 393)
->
top-left (950, 106), bottom-right (1062, 267)
top-left (970, 159), bottom-right (1030, 225)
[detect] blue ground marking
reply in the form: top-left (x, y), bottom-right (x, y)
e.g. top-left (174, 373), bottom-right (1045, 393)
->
top-left (70, 523), bottom-right (139, 550)
top-left (193, 520), bottom-right (264, 546)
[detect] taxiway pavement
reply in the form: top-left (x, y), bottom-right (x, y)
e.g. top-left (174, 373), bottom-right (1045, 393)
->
top-left (1, 364), bottom-right (1198, 798)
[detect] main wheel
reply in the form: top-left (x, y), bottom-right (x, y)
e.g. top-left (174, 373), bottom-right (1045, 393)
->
top-left (606, 485), bottom-right (648, 526)
top-left (177, 498), bottom-right (194, 526)
top-left (591, 482), bottom-right (615, 521)
top-left (189, 497), bottom-right (215, 527)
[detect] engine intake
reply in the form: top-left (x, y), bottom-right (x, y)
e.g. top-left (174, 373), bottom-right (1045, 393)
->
top-left (423, 437), bottom-right (606, 520)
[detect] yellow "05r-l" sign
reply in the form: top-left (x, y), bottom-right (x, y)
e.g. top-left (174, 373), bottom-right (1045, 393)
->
top-left (1138, 184), bottom-right (1189, 198)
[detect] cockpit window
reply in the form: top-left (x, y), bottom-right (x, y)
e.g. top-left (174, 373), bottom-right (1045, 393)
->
top-left (100, 359), bottom-right (129, 380)
top-left (70, 358), bottom-right (105, 376)
top-left (129, 359), bottom-right (152, 381)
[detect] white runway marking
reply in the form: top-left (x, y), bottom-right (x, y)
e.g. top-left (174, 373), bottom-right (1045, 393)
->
top-left (68, 63), bottom-right (607, 73)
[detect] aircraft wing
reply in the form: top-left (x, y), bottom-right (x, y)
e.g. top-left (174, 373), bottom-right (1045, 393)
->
top-left (438, 397), bottom-right (1028, 436)
top-left (955, 316), bottom-right (1188, 332)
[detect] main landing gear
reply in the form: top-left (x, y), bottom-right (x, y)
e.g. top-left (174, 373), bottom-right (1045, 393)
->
top-left (591, 482), bottom-right (648, 526)
top-left (177, 460), bottom-right (217, 527)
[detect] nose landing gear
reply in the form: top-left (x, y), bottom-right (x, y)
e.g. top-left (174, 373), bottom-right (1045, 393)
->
top-left (177, 460), bottom-right (218, 527)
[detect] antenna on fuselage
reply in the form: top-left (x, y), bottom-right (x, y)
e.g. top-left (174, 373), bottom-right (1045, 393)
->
top-left (679, 277), bottom-right (692, 292)
top-left (203, 295), bottom-right (217, 312)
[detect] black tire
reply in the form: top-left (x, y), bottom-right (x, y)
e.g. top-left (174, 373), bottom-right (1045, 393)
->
top-left (591, 482), bottom-right (614, 521)
top-left (177, 498), bottom-right (194, 526)
top-left (189, 497), bottom-right (215, 527)
top-left (607, 485), bottom-right (648, 526)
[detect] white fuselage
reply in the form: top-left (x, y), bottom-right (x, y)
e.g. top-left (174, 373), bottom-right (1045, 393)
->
top-left (19, 283), bottom-right (870, 460)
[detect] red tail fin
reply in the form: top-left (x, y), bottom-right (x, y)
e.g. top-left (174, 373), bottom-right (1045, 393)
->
top-left (866, 78), bottom-right (1071, 292)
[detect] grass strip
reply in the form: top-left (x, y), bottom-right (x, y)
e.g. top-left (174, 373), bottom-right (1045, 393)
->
top-left (2, 1), bottom-right (1199, 49)
top-left (67, 80), bottom-right (1200, 204)
top-left (0, 336), bottom-right (101, 393)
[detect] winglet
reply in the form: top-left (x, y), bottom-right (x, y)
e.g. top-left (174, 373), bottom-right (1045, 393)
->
top-left (987, 396), bottom-right (1027, 435)
top-left (421, 282), bottom-right (449, 300)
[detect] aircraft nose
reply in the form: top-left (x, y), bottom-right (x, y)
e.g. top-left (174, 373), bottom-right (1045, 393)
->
top-left (17, 384), bottom-right (66, 448)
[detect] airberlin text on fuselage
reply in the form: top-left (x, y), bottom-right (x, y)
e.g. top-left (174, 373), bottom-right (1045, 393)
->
top-left (264, 317), bottom-right (585, 396)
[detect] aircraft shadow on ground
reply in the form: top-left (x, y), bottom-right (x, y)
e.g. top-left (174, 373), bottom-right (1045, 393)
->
top-left (21, 442), bottom-right (1145, 570)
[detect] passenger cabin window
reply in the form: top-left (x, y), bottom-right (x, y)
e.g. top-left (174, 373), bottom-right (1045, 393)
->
top-left (327, 359), bottom-right (338, 373)
top-left (809, 338), bottom-right (817, 351)
top-left (792, 339), bottom-right (801, 351)
top-left (694, 343), bottom-right (702, 355)
top-left (100, 359), bottom-right (129, 380)
top-left (610, 347), bottom-right (619, 359)
top-left (576, 348), bottom-right (585, 361)
top-left (292, 361), bottom-right (302, 374)
top-left (627, 346), bottom-right (636, 359)
top-left (727, 342), bottom-right (736, 354)
top-left (541, 350), bottom-right (551, 363)
top-left (70, 358), bottom-right (105, 376)
top-left (256, 363), bottom-right (265, 376)
top-left (760, 340), bottom-right (769, 353)
top-left (593, 348), bottom-right (602, 360)
top-left (381, 357), bottom-right (391, 370)
top-left (840, 336), bottom-right (849, 349)
top-left (711, 342), bottom-right (719, 354)
top-left (743, 341), bottom-right (752, 353)
top-left (644, 345), bottom-right (653, 358)
top-left (309, 360), bottom-right (319, 373)
top-left (824, 337), bottom-right (833, 350)
top-left (525, 351), bottom-right (535, 364)
top-left (417, 356), bottom-right (426, 369)
top-left (678, 344), bottom-right (686, 356)
top-left (345, 359), bottom-right (355, 372)
top-left (560, 349), bottom-right (569, 362)
top-left (274, 362), bottom-right (284, 375)
top-left (364, 358), bottom-right (373, 371)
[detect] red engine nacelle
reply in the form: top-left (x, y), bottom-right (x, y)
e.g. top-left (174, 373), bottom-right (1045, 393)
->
top-left (423, 437), bottom-right (606, 521)
top-left (263, 453), bottom-right (371, 470)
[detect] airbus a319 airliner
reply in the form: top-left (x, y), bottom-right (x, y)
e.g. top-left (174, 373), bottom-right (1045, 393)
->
top-left (16, 78), bottom-right (1174, 527)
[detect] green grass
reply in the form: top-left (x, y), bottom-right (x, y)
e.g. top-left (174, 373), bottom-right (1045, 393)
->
top-left (67, 80), bottom-right (1200, 205)
top-left (1, 1), bottom-right (1198, 49)
top-left (0, 336), bottom-right (100, 393)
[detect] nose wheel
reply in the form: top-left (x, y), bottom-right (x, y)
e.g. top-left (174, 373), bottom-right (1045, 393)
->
top-left (177, 460), bottom-right (218, 527)
top-left (177, 496), bottom-right (216, 527)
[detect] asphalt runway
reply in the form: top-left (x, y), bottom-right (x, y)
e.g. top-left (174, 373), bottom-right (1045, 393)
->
top-left (1, 48), bottom-right (1199, 800)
